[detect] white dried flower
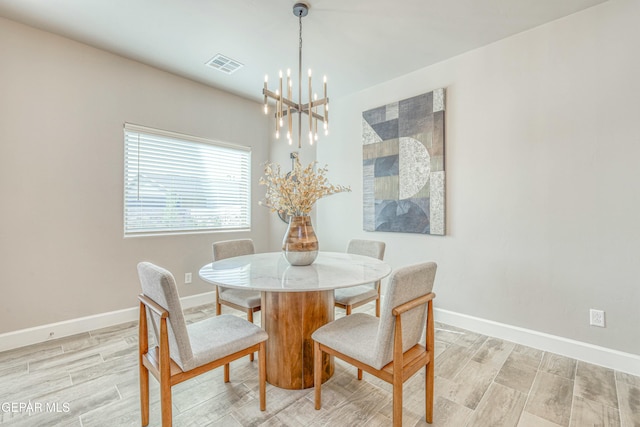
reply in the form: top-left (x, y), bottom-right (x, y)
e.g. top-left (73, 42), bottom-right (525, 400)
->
top-left (259, 158), bottom-right (351, 217)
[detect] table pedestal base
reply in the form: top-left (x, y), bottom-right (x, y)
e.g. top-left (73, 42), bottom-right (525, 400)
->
top-left (261, 290), bottom-right (334, 389)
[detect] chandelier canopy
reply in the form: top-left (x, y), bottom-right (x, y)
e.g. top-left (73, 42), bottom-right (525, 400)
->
top-left (262, 3), bottom-right (329, 149)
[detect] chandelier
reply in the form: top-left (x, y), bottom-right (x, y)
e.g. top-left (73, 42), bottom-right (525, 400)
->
top-left (262, 3), bottom-right (329, 149)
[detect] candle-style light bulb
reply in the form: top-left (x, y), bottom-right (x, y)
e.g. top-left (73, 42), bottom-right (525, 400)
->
top-left (323, 75), bottom-right (327, 98)
top-left (308, 71), bottom-right (312, 140)
top-left (278, 71), bottom-right (283, 122)
top-left (263, 75), bottom-right (269, 114)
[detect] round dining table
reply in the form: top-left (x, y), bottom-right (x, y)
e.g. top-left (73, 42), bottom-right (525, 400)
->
top-left (199, 251), bottom-right (391, 389)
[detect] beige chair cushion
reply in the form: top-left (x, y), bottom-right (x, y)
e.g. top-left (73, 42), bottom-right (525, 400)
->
top-left (138, 262), bottom-right (267, 372)
top-left (312, 313), bottom-right (380, 368)
top-left (333, 239), bottom-right (386, 309)
top-left (334, 285), bottom-right (378, 306)
top-left (373, 262), bottom-right (436, 368)
top-left (347, 239), bottom-right (385, 259)
top-left (213, 239), bottom-right (261, 310)
top-left (314, 262), bottom-right (437, 370)
top-left (187, 314), bottom-right (267, 371)
top-left (138, 262), bottom-right (193, 370)
top-left (218, 287), bottom-right (261, 309)
top-left (213, 239), bottom-right (255, 261)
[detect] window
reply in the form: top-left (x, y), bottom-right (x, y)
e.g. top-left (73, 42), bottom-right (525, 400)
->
top-left (124, 124), bottom-right (251, 236)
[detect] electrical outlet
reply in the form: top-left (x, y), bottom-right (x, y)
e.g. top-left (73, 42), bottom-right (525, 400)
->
top-left (185, 272), bottom-right (192, 284)
top-left (589, 309), bottom-right (605, 327)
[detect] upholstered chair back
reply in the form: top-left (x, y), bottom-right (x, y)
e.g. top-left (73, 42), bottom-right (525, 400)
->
top-left (372, 262), bottom-right (437, 369)
top-left (346, 239), bottom-right (386, 261)
top-left (137, 262), bottom-right (193, 370)
top-left (213, 239), bottom-right (255, 261)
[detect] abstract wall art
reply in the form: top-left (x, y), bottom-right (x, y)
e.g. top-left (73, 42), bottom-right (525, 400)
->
top-left (362, 89), bottom-right (445, 235)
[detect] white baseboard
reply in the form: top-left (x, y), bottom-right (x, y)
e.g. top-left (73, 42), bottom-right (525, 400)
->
top-left (0, 292), bottom-right (216, 353)
top-left (434, 308), bottom-right (640, 377)
top-left (3, 298), bottom-right (638, 377)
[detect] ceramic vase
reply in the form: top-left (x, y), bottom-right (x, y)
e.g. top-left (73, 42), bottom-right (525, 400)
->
top-left (282, 215), bottom-right (319, 266)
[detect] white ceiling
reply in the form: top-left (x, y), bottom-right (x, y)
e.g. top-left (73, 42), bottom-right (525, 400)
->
top-left (0, 0), bottom-right (608, 103)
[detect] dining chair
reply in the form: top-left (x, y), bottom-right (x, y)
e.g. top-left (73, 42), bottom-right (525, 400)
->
top-left (137, 262), bottom-right (268, 427)
top-left (313, 262), bottom-right (437, 426)
top-left (334, 239), bottom-right (386, 317)
top-left (212, 239), bottom-right (262, 360)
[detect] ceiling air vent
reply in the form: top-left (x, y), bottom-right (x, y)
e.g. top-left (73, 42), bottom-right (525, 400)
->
top-left (205, 54), bottom-right (243, 74)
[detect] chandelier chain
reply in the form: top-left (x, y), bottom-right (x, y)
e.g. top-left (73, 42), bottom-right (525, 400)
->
top-left (298, 11), bottom-right (303, 146)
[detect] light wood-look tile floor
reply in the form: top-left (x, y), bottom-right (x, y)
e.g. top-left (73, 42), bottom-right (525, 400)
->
top-left (1, 303), bottom-right (638, 426)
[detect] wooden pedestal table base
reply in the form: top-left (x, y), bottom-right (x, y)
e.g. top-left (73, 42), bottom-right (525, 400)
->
top-left (261, 290), bottom-right (334, 389)
top-left (199, 252), bottom-right (392, 389)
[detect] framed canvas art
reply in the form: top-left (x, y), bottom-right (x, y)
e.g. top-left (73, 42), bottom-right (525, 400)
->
top-left (362, 89), bottom-right (445, 235)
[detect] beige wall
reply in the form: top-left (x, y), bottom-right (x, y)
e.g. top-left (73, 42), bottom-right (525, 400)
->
top-left (317, 0), bottom-right (640, 355)
top-left (2, 0), bottom-right (638, 359)
top-left (0, 17), bottom-right (270, 333)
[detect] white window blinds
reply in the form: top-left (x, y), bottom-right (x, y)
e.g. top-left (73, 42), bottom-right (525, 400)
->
top-left (124, 124), bottom-right (251, 236)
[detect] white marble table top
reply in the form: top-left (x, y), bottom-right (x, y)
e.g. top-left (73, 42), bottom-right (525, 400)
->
top-left (199, 251), bottom-right (392, 292)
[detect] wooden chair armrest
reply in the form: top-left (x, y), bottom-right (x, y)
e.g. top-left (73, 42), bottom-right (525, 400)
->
top-left (392, 292), bottom-right (436, 316)
top-left (138, 294), bottom-right (169, 318)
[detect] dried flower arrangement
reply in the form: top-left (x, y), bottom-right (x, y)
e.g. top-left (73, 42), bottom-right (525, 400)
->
top-left (259, 157), bottom-right (351, 217)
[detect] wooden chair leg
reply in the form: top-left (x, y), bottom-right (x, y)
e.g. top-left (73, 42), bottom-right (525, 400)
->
top-left (357, 368), bottom-right (363, 380)
top-left (392, 377), bottom-right (403, 427)
top-left (426, 361), bottom-right (434, 423)
top-left (248, 310), bottom-right (255, 362)
top-left (314, 341), bottom-right (322, 409)
top-left (426, 299), bottom-right (434, 423)
top-left (259, 341), bottom-right (266, 411)
top-left (158, 314), bottom-right (172, 427)
top-left (140, 363), bottom-right (149, 426)
top-left (138, 303), bottom-right (150, 426)
top-left (346, 305), bottom-right (352, 315)
top-left (375, 295), bottom-right (381, 317)
top-left (160, 376), bottom-right (172, 427)
top-left (224, 363), bottom-right (230, 383)
top-left (215, 286), bottom-right (222, 315)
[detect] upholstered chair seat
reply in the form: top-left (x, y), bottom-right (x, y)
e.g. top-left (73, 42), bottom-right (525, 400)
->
top-left (137, 262), bottom-right (268, 426)
top-left (217, 287), bottom-right (262, 309)
top-left (184, 315), bottom-right (265, 371)
top-left (312, 312), bottom-right (382, 368)
top-left (314, 261), bottom-right (437, 426)
top-left (334, 239), bottom-right (386, 316)
top-left (212, 239), bottom-right (261, 319)
top-left (212, 239), bottom-right (262, 361)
